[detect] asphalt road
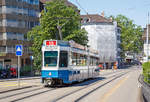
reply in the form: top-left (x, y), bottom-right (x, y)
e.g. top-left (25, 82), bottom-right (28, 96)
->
top-left (0, 66), bottom-right (142, 102)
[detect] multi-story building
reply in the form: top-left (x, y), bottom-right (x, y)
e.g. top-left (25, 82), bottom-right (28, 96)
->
top-left (143, 25), bottom-right (150, 62)
top-left (0, 0), bottom-right (39, 68)
top-left (81, 13), bottom-right (121, 68)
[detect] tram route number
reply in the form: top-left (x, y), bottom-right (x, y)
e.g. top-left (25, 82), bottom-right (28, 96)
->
top-left (46, 41), bottom-right (57, 46)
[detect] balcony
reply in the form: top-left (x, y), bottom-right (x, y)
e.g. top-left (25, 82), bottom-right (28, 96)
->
top-left (0, 46), bottom-right (32, 54)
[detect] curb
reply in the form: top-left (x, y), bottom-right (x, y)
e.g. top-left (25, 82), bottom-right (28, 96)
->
top-left (0, 85), bottom-right (33, 94)
top-left (137, 87), bottom-right (144, 102)
top-left (0, 77), bottom-right (40, 82)
top-left (138, 74), bottom-right (150, 102)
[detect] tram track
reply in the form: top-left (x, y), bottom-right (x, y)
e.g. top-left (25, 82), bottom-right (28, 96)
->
top-left (0, 86), bottom-right (57, 102)
top-left (0, 69), bottom-right (129, 102)
top-left (11, 88), bottom-right (57, 102)
top-left (74, 72), bottom-right (129, 102)
top-left (52, 70), bottom-right (130, 102)
top-left (0, 86), bottom-right (45, 100)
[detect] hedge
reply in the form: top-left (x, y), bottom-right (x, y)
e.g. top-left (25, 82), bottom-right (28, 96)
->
top-left (142, 62), bottom-right (150, 84)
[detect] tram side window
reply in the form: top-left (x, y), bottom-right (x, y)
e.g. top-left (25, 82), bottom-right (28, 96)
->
top-left (71, 53), bottom-right (87, 66)
top-left (59, 51), bottom-right (68, 67)
top-left (71, 53), bottom-right (77, 65)
top-left (89, 57), bottom-right (99, 66)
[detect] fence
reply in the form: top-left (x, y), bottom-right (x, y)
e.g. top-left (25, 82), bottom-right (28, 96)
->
top-left (139, 75), bottom-right (150, 102)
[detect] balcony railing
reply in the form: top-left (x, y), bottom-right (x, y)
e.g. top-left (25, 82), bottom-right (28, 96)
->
top-left (0, 47), bottom-right (32, 54)
top-left (0, 47), bottom-right (6, 53)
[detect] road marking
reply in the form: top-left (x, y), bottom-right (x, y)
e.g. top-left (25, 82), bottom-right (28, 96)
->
top-left (100, 75), bottom-right (129, 102)
top-left (0, 82), bottom-right (27, 87)
top-left (0, 82), bottom-right (19, 85)
top-left (3, 83), bottom-right (27, 87)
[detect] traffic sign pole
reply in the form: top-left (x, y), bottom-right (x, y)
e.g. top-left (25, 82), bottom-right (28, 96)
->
top-left (18, 56), bottom-right (20, 87)
top-left (16, 45), bottom-right (23, 87)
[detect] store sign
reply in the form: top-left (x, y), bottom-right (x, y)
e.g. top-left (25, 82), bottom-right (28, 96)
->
top-left (46, 41), bottom-right (57, 46)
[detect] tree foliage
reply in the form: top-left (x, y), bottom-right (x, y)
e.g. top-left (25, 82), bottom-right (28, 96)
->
top-left (27, 0), bottom-right (88, 70)
top-left (142, 62), bottom-right (150, 84)
top-left (111, 15), bottom-right (143, 58)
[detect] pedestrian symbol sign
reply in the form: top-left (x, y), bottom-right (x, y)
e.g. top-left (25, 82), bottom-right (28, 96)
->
top-left (16, 45), bottom-right (23, 56)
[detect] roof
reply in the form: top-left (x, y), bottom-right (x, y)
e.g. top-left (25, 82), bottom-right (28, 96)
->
top-left (80, 14), bottom-right (113, 24)
top-left (40, 0), bottom-right (77, 8)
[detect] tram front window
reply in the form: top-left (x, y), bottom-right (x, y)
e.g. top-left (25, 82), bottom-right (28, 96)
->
top-left (44, 51), bottom-right (58, 67)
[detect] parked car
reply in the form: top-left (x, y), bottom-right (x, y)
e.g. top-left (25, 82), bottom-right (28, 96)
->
top-left (0, 69), bottom-right (10, 78)
top-left (10, 68), bottom-right (17, 77)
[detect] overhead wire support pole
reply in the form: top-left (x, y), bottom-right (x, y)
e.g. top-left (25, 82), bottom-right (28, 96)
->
top-left (55, 17), bottom-right (71, 40)
top-left (57, 20), bottom-right (63, 40)
top-left (146, 12), bottom-right (149, 62)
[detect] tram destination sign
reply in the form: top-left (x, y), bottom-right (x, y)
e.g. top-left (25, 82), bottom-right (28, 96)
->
top-left (46, 40), bottom-right (57, 46)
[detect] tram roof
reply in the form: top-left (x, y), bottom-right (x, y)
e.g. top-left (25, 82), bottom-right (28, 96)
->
top-left (43, 40), bottom-right (98, 54)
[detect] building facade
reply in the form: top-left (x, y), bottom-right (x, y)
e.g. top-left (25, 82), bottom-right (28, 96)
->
top-left (143, 25), bottom-right (150, 62)
top-left (81, 14), bottom-right (121, 68)
top-left (0, 0), bottom-right (39, 69)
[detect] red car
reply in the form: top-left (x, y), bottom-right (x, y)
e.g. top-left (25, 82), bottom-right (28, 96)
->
top-left (10, 68), bottom-right (17, 77)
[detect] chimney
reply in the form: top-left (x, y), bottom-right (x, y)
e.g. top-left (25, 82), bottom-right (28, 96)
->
top-left (101, 11), bottom-right (104, 17)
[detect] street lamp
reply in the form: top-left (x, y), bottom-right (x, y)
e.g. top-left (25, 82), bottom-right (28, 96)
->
top-left (146, 12), bottom-right (149, 62)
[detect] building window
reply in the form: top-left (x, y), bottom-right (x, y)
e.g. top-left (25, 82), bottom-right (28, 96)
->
top-left (0, 33), bottom-right (3, 40)
top-left (2, 6), bottom-right (39, 17)
top-left (0, 46), bottom-right (6, 53)
top-left (83, 17), bottom-right (90, 23)
top-left (117, 35), bottom-right (120, 40)
top-left (3, 19), bottom-right (26, 28)
top-left (17, 0), bottom-right (22, 2)
top-left (30, 0), bottom-right (34, 4)
top-left (6, 32), bottom-right (24, 40)
top-left (0, 20), bottom-right (2, 26)
top-left (0, 6), bottom-right (2, 14)
top-left (117, 29), bottom-right (121, 34)
top-left (29, 21), bottom-right (34, 28)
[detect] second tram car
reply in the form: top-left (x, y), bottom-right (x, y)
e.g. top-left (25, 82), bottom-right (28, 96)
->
top-left (41, 40), bottom-right (100, 86)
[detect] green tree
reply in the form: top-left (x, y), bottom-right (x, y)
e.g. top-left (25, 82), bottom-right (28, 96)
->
top-left (110, 15), bottom-right (143, 58)
top-left (27, 0), bottom-right (88, 70)
top-left (142, 62), bottom-right (150, 84)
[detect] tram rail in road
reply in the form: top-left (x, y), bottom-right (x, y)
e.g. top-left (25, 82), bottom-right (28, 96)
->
top-left (0, 69), bottom-right (133, 102)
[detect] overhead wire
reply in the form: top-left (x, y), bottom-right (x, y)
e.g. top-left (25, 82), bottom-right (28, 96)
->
top-left (75, 0), bottom-right (88, 15)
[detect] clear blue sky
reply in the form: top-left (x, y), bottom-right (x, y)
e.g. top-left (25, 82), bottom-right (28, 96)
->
top-left (69, 0), bottom-right (150, 28)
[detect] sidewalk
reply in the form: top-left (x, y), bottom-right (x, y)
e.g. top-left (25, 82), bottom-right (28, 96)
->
top-left (0, 76), bottom-right (42, 93)
top-left (0, 85), bottom-right (34, 94)
top-left (0, 76), bottom-right (41, 82)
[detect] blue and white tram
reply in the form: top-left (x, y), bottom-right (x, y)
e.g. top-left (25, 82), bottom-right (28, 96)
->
top-left (41, 40), bottom-right (100, 86)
